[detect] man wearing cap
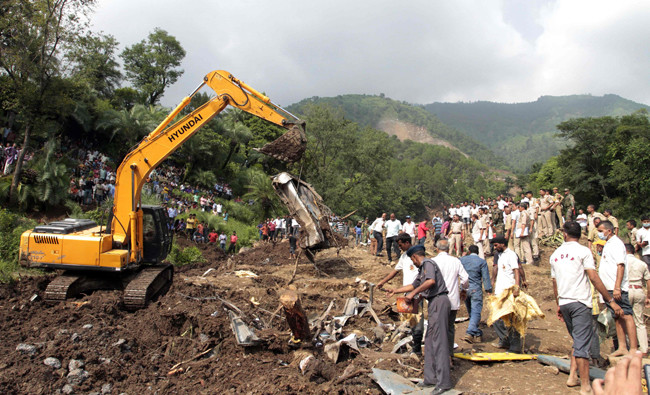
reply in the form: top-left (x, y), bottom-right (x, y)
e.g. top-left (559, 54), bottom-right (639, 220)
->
top-left (490, 235), bottom-right (522, 353)
top-left (377, 234), bottom-right (424, 355)
top-left (447, 215), bottom-right (464, 257)
top-left (551, 187), bottom-right (564, 228)
top-left (539, 188), bottom-right (555, 237)
top-left (402, 216), bottom-right (417, 246)
top-left (386, 245), bottom-right (452, 394)
top-left (563, 188), bottom-right (575, 222)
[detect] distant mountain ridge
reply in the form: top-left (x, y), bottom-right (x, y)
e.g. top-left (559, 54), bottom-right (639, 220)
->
top-left (287, 95), bottom-right (506, 169)
top-left (425, 94), bottom-right (650, 170)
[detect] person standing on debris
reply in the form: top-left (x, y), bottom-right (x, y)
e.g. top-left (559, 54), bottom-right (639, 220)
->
top-left (377, 233), bottom-right (424, 355)
top-left (417, 219), bottom-right (430, 246)
top-left (460, 245), bottom-right (492, 343)
top-left (289, 233), bottom-right (297, 259)
top-left (402, 216), bottom-right (417, 245)
top-left (550, 221), bottom-right (622, 393)
top-left (370, 213), bottom-right (387, 257)
top-left (227, 231), bottom-right (238, 254)
top-left (384, 213), bottom-right (402, 263)
top-left (624, 243), bottom-right (650, 355)
top-left (490, 235), bottom-right (522, 353)
top-left (219, 232), bottom-right (227, 251)
top-left (637, 215), bottom-right (650, 269)
top-left (564, 188), bottom-right (575, 222)
top-left (433, 239), bottom-right (469, 360)
top-left (447, 215), bottom-right (464, 257)
top-left (386, 245), bottom-right (452, 394)
top-left (598, 220), bottom-right (638, 357)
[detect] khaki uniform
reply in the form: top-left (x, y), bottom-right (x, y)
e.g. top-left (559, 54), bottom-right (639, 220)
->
top-left (539, 194), bottom-right (555, 237)
top-left (553, 192), bottom-right (564, 227)
top-left (527, 204), bottom-right (540, 257)
top-left (449, 221), bottom-right (463, 256)
top-left (514, 210), bottom-right (533, 264)
top-left (627, 254), bottom-right (650, 353)
top-left (588, 212), bottom-right (605, 234)
top-left (480, 213), bottom-right (491, 255)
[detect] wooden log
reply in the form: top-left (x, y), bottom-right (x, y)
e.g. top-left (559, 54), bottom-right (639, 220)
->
top-left (280, 290), bottom-right (312, 342)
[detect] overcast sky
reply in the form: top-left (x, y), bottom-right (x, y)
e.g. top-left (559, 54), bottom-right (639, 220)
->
top-left (91, 0), bottom-right (650, 108)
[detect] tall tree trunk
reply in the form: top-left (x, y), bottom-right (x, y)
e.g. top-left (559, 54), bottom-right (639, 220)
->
top-left (9, 122), bottom-right (32, 205)
top-left (221, 142), bottom-right (237, 170)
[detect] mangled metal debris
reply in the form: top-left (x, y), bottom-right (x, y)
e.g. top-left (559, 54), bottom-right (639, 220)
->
top-left (228, 311), bottom-right (261, 346)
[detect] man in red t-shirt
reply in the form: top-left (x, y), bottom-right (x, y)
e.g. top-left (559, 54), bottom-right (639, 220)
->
top-left (228, 231), bottom-right (238, 254)
top-left (208, 230), bottom-right (218, 243)
top-left (417, 220), bottom-right (430, 246)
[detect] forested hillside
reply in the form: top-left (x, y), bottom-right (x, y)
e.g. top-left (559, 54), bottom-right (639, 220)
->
top-left (287, 95), bottom-right (507, 169)
top-left (425, 94), bottom-right (650, 170)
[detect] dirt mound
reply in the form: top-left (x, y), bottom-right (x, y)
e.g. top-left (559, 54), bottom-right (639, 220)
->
top-left (0, 237), bottom-right (616, 394)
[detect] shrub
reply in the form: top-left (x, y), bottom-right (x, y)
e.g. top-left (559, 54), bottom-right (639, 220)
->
top-left (166, 243), bottom-right (206, 267)
top-left (0, 209), bottom-right (37, 283)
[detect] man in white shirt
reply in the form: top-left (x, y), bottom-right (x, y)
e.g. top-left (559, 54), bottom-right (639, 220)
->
top-left (637, 215), bottom-right (650, 269)
top-left (489, 235), bottom-right (522, 353)
top-left (461, 203), bottom-right (471, 233)
top-left (370, 213), bottom-right (387, 257)
top-left (598, 220), bottom-right (637, 357)
top-left (550, 221), bottom-right (621, 393)
top-left (402, 216), bottom-right (417, 246)
top-left (376, 234), bottom-right (424, 354)
top-left (384, 213), bottom-right (402, 263)
top-left (434, 239), bottom-right (469, 358)
top-left (216, 202), bottom-right (223, 216)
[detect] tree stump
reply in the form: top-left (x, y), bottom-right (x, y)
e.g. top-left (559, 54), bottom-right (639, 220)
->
top-left (280, 290), bottom-right (311, 342)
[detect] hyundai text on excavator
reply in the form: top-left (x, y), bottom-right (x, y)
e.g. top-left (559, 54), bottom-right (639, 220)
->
top-left (18, 70), bottom-right (307, 309)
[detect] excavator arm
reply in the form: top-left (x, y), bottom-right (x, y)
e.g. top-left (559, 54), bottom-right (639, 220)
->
top-left (111, 70), bottom-right (306, 262)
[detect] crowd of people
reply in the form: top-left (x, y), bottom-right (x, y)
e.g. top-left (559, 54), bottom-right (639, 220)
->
top-left (360, 188), bottom-right (648, 394)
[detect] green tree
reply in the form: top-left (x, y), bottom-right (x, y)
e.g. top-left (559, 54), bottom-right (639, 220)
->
top-left (0, 0), bottom-right (95, 204)
top-left (121, 28), bottom-right (186, 105)
top-left (66, 32), bottom-right (122, 98)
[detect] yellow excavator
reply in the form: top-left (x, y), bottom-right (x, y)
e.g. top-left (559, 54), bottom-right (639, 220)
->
top-left (18, 70), bottom-right (307, 309)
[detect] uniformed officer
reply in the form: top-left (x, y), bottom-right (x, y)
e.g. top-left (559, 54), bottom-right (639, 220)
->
top-left (563, 188), bottom-right (575, 222)
top-left (386, 245), bottom-right (452, 394)
top-left (489, 202), bottom-right (504, 236)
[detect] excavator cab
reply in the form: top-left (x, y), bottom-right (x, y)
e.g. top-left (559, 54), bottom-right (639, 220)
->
top-left (141, 206), bottom-right (173, 264)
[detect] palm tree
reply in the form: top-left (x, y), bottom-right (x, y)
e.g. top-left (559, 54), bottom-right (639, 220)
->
top-left (244, 170), bottom-right (281, 221)
top-left (96, 104), bottom-right (167, 156)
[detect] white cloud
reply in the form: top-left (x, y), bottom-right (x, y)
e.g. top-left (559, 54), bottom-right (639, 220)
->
top-left (90, 0), bottom-right (650, 107)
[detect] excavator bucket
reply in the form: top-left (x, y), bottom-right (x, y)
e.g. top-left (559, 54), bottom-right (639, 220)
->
top-left (256, 122), bottom-right (307, 163)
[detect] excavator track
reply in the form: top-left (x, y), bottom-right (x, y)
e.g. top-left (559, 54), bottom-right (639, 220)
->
top-left (44, 274), bottom-right (83, 302)
top-left (123, 265), bottom-right (174, 310)
top-left (44, 272), bottom-right (122, 303)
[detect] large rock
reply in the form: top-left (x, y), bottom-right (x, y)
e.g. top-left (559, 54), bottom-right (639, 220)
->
top-left (101, 383), bottom-right (112, 394)
top-left (68, 359), bottom-right (84, 371)
top-left (43, 357), bottom-right (62, 369)
top-left (67, 369), bottom-right (89, 385)
top-left (16, 343), bottom-right (37, 355)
